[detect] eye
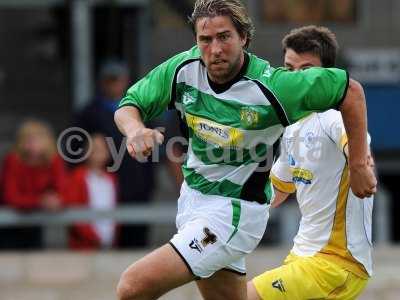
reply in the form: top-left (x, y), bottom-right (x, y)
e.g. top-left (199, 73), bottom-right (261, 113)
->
top-left (284, 65), bottom-right (294, 71)
top-left (199, 36), bottom-right (212, 44)
top-left (301, 65), bottom-right (313, 70)
top-left (218, 33), bottom-right (230, 42)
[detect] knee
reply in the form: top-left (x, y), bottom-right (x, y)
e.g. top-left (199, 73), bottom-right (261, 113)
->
top-left (116, 270), bottom-right (156, 300)
top-left (116, 271), bottom-right (141, 300)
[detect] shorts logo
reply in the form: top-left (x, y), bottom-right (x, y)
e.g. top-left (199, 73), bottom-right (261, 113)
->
top-left (189, 228), bottom-right (217, 254)
top-left (189, 238), bottom-right (203, 253)
top-left (272, 279), bottom-right (286, 292)
top-left (201, 227), bottom-right (217, 247)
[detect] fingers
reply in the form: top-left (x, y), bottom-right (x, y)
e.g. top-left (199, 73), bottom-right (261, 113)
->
top-left (154, 130), bottom-right (165, 144)
top-left (126, 128), bottom-right (164, 160)
top-left (350, 164), bottom-right (377, 199)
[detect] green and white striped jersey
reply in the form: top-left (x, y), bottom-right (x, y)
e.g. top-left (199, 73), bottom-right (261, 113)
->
top-left (119, 46), bottom-right (349, 204)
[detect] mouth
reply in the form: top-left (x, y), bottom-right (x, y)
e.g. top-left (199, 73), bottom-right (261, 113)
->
top-left (212, 60), bottom-right (226, 65)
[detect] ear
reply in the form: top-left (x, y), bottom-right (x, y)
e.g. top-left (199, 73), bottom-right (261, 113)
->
top-left (240, 33), bottom-right (247, 48)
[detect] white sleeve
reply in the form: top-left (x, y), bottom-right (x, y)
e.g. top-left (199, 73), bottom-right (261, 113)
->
top-left (318, 110), bottom-right (371, 153)
top-left (270, 134), bottom-right (296, 193)
top-left (318, 110), bottom-right (347, 152)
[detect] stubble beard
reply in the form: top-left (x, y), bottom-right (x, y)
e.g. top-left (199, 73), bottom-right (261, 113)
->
top-left (209, 54), bottom-right (242, 84)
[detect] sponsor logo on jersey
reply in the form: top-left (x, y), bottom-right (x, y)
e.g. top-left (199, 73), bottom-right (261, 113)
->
top-left (189, 238), bottom-right (203, 253)
top-left (304, 131), bottom-right (316, 149)
top-left (240, 107), bottom-right (259, 128)
top-left (186, 113), bottom-right (244, 148)
top-left (262, 67), bottom-right (272, 78)
top-left (272, 279), bottom-right (286, 292)
top-left (292, 167), bottom-right (313, 184)
top-left (288, 154), bottom-right (296, 166)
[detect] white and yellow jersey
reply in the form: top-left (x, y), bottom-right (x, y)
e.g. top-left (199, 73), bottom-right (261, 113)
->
top-left (271, 109), bottom-right (373, 278)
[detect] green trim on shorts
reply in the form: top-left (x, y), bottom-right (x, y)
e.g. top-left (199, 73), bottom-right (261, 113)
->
top-left (227, 199), bottom-right (241, 243)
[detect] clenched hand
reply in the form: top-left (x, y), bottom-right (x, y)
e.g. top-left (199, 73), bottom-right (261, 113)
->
top-left (126, 127), bottom-right (164, 161)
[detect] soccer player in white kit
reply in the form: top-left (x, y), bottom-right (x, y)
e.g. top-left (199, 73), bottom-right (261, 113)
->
top-left (248, 26), bottom-right (374, 300)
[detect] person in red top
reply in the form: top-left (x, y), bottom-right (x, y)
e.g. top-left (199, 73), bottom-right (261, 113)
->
top-left (66, 133), bottom-right (119, 250)
top-left (1, 119), bottom-right (68, 249)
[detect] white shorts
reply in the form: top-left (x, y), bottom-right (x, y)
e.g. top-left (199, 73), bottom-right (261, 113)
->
top-left (170, 182), bottom-right (269, 278)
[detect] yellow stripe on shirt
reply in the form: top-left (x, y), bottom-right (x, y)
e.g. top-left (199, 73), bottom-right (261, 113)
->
top-left (340, 133), bottom-right (348, 152)
top-left (270, 174), bottom-right (296, 194)
top-left (316, 164), bottom-right (369, 279)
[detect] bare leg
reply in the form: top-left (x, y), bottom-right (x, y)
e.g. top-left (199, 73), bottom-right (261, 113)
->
top-left (196, 269), bottom-right (247, 300)
top-left (247, 280), bottom-right (262, 300)
top-left (117, 243), bottom-right (195, 300)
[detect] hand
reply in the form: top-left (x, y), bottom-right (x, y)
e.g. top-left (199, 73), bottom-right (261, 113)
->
top-left (126, 127), bottom-right (164, 161)
top-left (41, 192), bottom-right (63, 212)
top-left (349, 162), bottom-right (377, 198)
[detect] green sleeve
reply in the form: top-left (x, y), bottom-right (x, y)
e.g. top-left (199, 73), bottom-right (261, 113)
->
top-left (268, 67), bottom-right (349, 124)
top-left (118, 47), bottom-right (200, 122)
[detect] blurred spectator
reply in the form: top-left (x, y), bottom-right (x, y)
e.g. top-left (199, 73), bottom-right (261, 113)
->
top-left (0, 119), bottom-right (68, 250)
top-left (75, 59), bottom-right (155, 248)
top-left (66, 133), bottom-right (118, 250)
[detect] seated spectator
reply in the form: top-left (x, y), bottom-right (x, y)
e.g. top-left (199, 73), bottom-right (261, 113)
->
top-left (66, 133), bottom-right (118, 250)
top-left (0, 119), bottom-right (68, 249)
top-left (75, 59), bottom-right (155, 248)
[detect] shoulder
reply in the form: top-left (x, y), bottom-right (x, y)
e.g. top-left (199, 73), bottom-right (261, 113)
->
top-left (51, 155), bottom-right (67, 167)
top-left (245, 52), bottom-right (274, 81)
top-left (317, 109), bottom-right (343, 128)
top-left (162, 46), bottom-right (202, 69)
top-left (1, 152), bottom-right (22, 170)
top-left (103, 171), bottom-right (117, 183)
top-left (70, 166), bottom-right (88, 181)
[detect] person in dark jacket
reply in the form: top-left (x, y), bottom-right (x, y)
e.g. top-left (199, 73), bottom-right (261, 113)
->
top-left (75, 60), bottom-right (155, 248)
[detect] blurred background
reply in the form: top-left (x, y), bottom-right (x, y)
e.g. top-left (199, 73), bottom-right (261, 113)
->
top-left (0, 0), bottom-right (398, 299)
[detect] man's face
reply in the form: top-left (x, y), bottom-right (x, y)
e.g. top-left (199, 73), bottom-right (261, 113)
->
top-left (101, 75), bottom-right (129, 101)
top-left (195, 15), bottom-right (246, 84)
top-left (284, 48), bottom-right (322, 71)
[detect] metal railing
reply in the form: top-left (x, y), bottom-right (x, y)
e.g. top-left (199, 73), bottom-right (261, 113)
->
top-left (0, 187), bottom-right (391, 248)
top-left (0, 204), bottom-right (177, 226)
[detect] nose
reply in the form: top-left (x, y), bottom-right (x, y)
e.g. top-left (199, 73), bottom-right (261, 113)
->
top-left (210, 39), bottom-right (222, 56)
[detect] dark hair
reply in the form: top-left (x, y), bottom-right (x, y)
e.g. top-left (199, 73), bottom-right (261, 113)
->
top-left (189, 0), bottom-right (255, 49)
top-left (282, 25), bottom-right (338, 67)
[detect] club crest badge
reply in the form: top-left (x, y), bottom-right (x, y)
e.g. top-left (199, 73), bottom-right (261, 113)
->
top-left (240, 107), bottom-right (259, 128)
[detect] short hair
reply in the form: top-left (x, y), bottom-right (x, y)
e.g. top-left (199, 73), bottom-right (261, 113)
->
top-left (99, 59), bottom-right (129, 79)
top-left (282, 25), bottom-right (338, 67)
top-left (189, 0), bottom-right (255, 49)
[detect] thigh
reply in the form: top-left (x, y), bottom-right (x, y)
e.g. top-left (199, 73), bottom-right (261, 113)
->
top-left (251, 256), bottom-right (348, 300)
top-left (328, 272), bottom-right (368, 300)
top-left (118, 244), bottom-right (195, 299)
top-left (196, 269), bottom-right (247, 300)
top-left (170, 217), bottom-right (245, 278)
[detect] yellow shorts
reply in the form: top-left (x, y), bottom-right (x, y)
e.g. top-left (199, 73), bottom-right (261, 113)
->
top-left (252, 253), bottom-right (368, 300)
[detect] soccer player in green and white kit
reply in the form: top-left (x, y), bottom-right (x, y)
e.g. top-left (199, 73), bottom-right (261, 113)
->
top-left (114, 1), bottom-right (376, 300)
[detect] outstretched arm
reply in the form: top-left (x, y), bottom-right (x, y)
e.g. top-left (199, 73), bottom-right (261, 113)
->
top-left (114, 106), bottom-right (164, 161)
top-left (339, 79), bottom-right (377, 198)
